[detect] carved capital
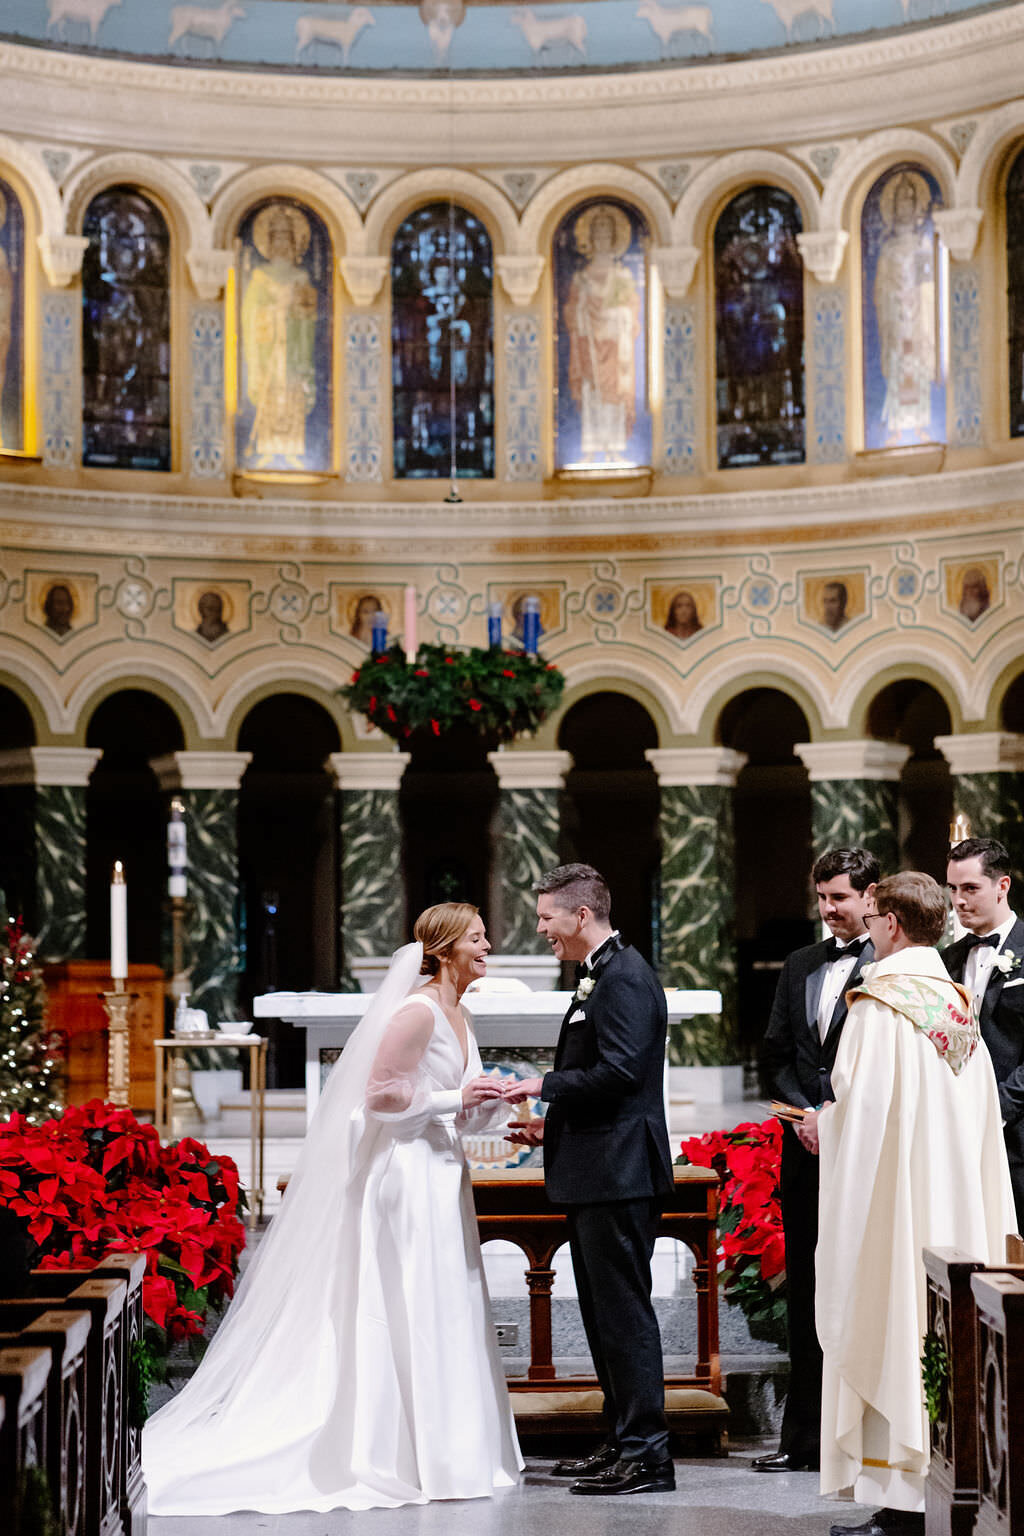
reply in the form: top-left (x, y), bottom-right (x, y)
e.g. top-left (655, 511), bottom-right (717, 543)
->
top-left (340, 256), bottom-right (389, 308)
top-left (652, 244), bottom-right (700, 299)
top-left (933, 207), bottom-right (983, 263)
top-left (186, 247), bottom-right (235, 301)
top-left (36, 233), bottom-right (89, 288)
top-left (795, 229), bottom-right (849, 285)
top-left (496, 254), bottom-right (545, 307)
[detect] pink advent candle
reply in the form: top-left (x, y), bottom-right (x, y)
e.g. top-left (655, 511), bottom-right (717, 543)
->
top-left (110, 861), bottom-right (128, 981)
top-left (404, 584), bottom-right (417, 663)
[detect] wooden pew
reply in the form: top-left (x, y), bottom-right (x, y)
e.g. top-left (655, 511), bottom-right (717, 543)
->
top-left (0, 1300), bottom-right (90, 1536)
top-left (0, 1346), bottom-right (52, 1535)
top-left (924, 1248), bottom-right (989, 1536)
top-left (971, 1271), bottom-right (1024, 1536)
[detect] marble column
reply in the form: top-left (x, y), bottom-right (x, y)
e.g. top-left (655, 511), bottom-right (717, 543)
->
top-left (328, 752), bottom-right (411, 988)
top-left (487, 749), bottom-right (572, 966)
top-left (794, 740), bottom-right (911, 876)
top-left (645, 747), bottom-right (746, 1065)
top-left (0, 747), bottom-right (102, 959)
top-left (935, 733), bottom-right (1024, 888)
top-left (150, 751), bottom-right (252, 1023)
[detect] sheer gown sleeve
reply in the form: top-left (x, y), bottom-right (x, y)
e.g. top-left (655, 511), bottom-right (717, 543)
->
top-left (365, 999), bottom-right (463, 1134)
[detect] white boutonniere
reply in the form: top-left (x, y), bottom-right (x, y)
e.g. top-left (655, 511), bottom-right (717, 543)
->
top-left (858, 961), bottom-right (878, 983)
top-left (992, 948), bottom-right (1021, 977)
top-left (575, 976), bottom-right (595, 1003)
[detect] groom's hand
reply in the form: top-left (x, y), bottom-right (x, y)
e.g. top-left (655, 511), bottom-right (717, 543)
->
top-left (502, 1076), bottom-right (543, 1103)
top-left (505, 1117), bottom-right (544, 1147)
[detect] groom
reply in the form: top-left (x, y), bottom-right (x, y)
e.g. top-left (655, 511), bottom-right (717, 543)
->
top-left (505, 863), bottom-right (675, 1496)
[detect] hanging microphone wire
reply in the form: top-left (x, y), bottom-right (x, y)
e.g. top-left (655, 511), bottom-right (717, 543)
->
top-left (444, 61), bottom-right (462, 503)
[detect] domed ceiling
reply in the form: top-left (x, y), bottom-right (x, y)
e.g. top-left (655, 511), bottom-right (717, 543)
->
top-left (0, 0), bottom-right (1013, 75)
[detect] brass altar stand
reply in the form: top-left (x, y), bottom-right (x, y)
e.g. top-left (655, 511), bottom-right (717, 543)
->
top-left (471, 1164), bottom-right (728, 1448)
top-left (154, 1034), bottom-right (268, 1227)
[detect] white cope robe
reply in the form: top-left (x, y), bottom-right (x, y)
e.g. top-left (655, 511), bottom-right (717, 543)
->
top-left (816, 944), bottom-right (1015, 1513)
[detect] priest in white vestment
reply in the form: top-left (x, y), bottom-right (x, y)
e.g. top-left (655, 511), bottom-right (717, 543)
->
top-left (815, 871), bottom-right (1015, 1536)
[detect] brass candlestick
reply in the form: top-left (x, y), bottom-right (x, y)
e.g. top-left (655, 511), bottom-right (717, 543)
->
top-left (101, 979), bottom-right (136, 1107)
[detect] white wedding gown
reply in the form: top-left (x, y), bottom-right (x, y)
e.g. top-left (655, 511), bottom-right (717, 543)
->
top-left (143, 959), bottom-right (522, 1515)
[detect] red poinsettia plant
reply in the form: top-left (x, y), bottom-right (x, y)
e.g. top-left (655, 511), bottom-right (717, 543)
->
top-left (677, 1117), bottom-right (787, 1347)
top-left (0, 1100), bottom-right (246, 1360)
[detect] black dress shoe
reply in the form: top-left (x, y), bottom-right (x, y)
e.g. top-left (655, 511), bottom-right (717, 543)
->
top-left (829, 1512), bottom-right (924, 1536)
top-left (570, 1456), bottom-right (676, 1495)
top-left (551, 1443), bottom-right (619, 1478)
top-left (751, 1450), bottom-right (820, 1472)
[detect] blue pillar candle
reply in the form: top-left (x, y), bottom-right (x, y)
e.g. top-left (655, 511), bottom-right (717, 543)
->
top-left (371, 610), bottom-right (388, 653)
top-left (487, 600), bottom-right (503, 648)
top-left (522, 596), bottom-right (541, 656)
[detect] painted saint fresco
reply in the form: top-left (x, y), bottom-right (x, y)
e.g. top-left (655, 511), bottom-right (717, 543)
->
top-left (715, 185), bottom-right (804, 469)
top-left (82, 186), bottom-right (171, 470)
top-left (1006, 148), bottom-right (1024, 440)
top-left (861, 163), bottom-right (945, 449)
top-left (554, 198), bottom-right (650, 471)
top-left (0, 179), bottom-right (23, 454)
top-left (236, 198), bottom-right (333, 474)
top-left (391, 203), bottom-right (494, 479)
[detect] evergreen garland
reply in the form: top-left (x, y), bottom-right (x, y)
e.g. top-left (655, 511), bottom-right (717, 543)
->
top-left (0, 913), bottom-right (63, 1125)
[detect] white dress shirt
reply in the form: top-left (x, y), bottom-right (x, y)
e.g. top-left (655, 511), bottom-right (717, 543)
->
top-left (817, 937), bottom-right (869, 1042)
top-left (584, 930), bottom-right (621, 971)
top-left (964, 910), bottom-right (1018, 1012)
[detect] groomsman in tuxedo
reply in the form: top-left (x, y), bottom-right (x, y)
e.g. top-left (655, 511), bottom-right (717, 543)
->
top-left (944, 836), bottom-right (1024, 1228)
top-left (504, 862), bottom-right (675, 1496)
top-left (756, 845), bottom-right (879, 1473)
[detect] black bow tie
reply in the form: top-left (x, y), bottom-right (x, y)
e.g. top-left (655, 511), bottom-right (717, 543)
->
top-left (574, 962), bottom-right (590, 982)
top-left (824, 936), bottom-right (866, 963)
top-left (964, 932), bottom-right (1001, 951)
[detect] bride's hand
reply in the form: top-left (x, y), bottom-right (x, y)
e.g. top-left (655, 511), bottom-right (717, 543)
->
top-left (461, 1076), bottom-right (507, 1109)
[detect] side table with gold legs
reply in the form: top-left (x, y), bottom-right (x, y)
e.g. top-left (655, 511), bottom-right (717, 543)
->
top-left (154, 1035), bottom-right (268, 1228)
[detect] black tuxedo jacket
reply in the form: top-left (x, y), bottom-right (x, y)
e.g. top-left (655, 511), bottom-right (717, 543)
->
top-left (761, 936), bottom-right (875, 1109)
top-left (942, 917), bottom-right (1024, 1166)
top-left (541, 941), bottom-right (674, 1206)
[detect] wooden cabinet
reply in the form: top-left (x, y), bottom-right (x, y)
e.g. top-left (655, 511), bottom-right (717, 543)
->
top-left (43, 962), bottom-right (165, 1115)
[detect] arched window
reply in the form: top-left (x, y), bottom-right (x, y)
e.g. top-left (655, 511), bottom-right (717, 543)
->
top-left (236, 198), bottom-right (333, 474)
top-left (82, 186), bottom-right (171, 470)
top-left (861, 162), bottom-right (945, 450)
top-left (553, 197), bottom-right (650, 472)
top-left (0, 177), bottom-right (24, 454)
top-left (714, 185), bottom-right (805, 469)
top-left (391, 203), bottom-right (494, 479)
top-left (1007, 147), bottom-right (1024, 438)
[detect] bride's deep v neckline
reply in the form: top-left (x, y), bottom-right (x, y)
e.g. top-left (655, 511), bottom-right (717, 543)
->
top-left (412, 991), bottom-right (469, 1072)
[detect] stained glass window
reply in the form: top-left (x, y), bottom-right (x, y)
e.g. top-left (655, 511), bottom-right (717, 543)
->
top-left (861, 162), bottom-right (946, 449)
top-left (0, 178), bottom-right (24, 454)
top-left (714, 186), bottom-right (805, 469)
top-left (391, 203), bottom-right (493, 479)
top-left (82, 187), bottom-right (171, 471)
top-left (236, 198), bottom-right (333, 474)
top-left (553, 197), bottom-right (650, 472)
top-left (1007, 148), bottom-right (1024, 439)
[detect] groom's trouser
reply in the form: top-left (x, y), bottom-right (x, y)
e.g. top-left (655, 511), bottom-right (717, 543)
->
top-left (567, 1198), bottom-right (669, 1463)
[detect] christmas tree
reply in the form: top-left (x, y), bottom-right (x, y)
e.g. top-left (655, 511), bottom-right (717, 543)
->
top-left (0, 912), bottom-right (63, 1124)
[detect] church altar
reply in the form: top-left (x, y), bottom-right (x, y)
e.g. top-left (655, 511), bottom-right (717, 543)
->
top-left (253, 987), bottom-right (722, 1127)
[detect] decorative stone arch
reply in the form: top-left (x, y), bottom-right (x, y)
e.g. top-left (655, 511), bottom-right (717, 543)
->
top-left (678, 651), bottom-right (828, 742)
top-left (63, 152), bottom-right (210, 255)
top-left (673, 150), bottom-right (822, 251)
top-left (211, 164), bottom-right (363, 256)
top-left (957, 101), bottom-right (1024, 210)
top-left (215, 663), bottom-right (351, 748)
top-left (839, 653), bottom-right (967, 740)
top-left (519, 164), bottom-right (672, 254)
top-left (0, 134), bottom-right (62, 242)
top-left (69, 663), bottom-right (208, 747)
top-left (976, 644), bottom-right (1024, 731)
top-left (821, 128), bottom-right (956, 233)
top-left (549, 670), bottom-right (670, 748)
top-left (364, 169), bottom-right (518, 258)
top-left (0, 662), bottom-right (60, 743)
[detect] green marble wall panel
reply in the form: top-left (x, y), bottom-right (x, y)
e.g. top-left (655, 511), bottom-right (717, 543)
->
top-left (658, 783), bottom-right (737, 1065)
top-left (34, 786), bottom-right (89, 961)
top-left (810, 777), bottom-right (900, 876)
top-left (496, 786), bottom-right (560, 954)
top-left (952, 772), bottom-right (1024, 891)
top-left (340, 789), bottom-right (404, 970)
top-left (181, 789), bottom-right (243, 1024)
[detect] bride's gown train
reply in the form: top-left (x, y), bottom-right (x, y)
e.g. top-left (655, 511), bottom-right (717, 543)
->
top-left (142, 948), bottom-right (522, 1514)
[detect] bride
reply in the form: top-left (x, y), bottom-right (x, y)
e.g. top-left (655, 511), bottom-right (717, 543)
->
top-left (143, 903), bottom-right (523, 1513)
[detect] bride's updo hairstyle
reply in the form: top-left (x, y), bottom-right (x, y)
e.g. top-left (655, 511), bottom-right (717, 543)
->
top-left (414, 902), bottom-right (479, 976)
